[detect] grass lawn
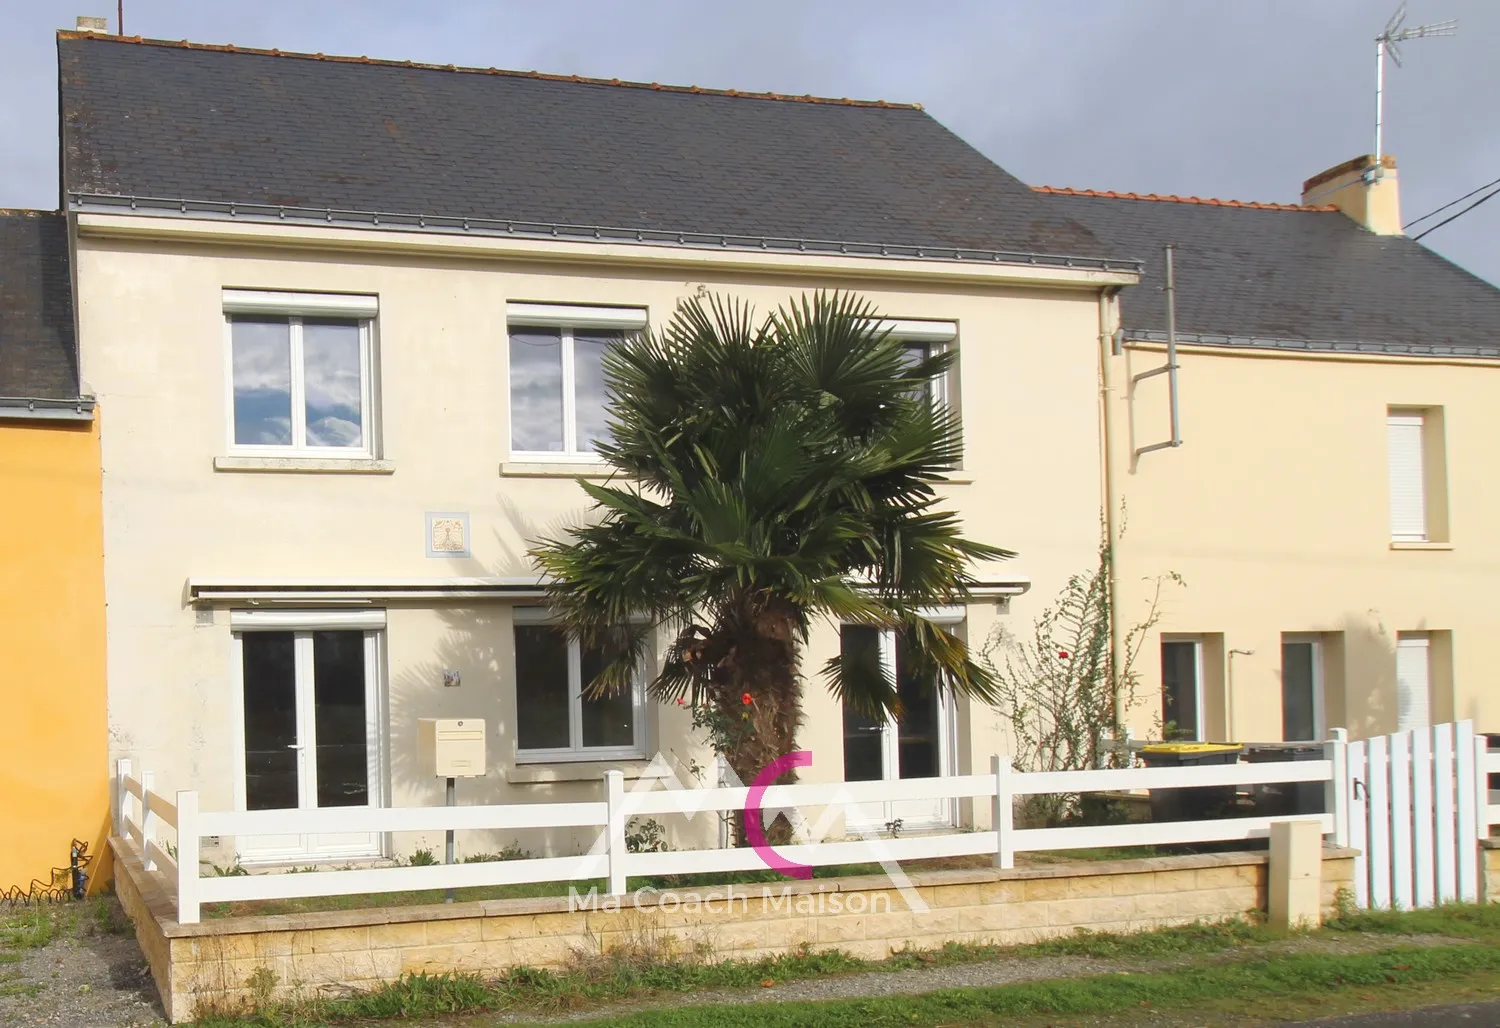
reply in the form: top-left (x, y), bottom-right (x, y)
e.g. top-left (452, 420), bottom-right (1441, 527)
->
top-left (189, 903), bottom-right (1500, 1026)
top-left (203, 856), bottom-right (1003, 919)
top-left (202, 845), bottom-right (1240, 920)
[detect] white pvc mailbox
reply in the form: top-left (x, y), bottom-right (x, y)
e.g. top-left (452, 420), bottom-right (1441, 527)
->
top-left (417, 718), bottom-right (487, 778)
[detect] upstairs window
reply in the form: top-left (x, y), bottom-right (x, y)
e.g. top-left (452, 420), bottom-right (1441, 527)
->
top-left (1387, 406), bottom-right (1447, 543)
top-left (887, 320), bottom-right (957, 411)
top-left (224, 291), bottom-right (378, 456)
top-left (507, 303), bottom-right (647, 460)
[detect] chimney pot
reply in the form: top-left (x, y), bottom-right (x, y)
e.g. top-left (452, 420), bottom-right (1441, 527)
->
top-left (1301, 155), bottom-right (1403, 235)
top-left (74, 16), bottom-right (108, 32)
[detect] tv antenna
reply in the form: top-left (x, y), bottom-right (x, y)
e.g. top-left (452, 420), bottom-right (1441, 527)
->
top-left (1374, 4), bottom-right (1456, 165)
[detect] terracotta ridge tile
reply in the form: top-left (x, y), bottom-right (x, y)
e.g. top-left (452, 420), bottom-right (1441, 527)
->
top-left (1031, 183), bottom-right (1336, 213)
top-left (56, 30), bottom-right (922, 110)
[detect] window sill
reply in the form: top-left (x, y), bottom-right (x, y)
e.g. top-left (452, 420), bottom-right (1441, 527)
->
top-left (507, 759), bottom-right (664, 784)
top-left (499, 461), bottom-right (616, 478)
top-left (938, 472), bottom-right (974, 485)
top-left (214, 456), bottom-right (395, 474)
top-left (1389, 541), bottom-right (1453, 551)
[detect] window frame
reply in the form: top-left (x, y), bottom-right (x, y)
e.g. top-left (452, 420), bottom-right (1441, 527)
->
top-left (885, 319), bottom-right (957, 413)
top-left (1280, 634), bottom-right (1326, 741)
top-left (512, 607), bottom-right (648, 763)
top-left (1160, 635), bottom-right (1206, 741)
top-left (222, 293), bottom-right (379, 459)
top-left (506, 303), bottom-right (648, 464)
top-left (1386, 409), bottom-right (1428, 542)
top-left (1395, 632), bottom-right (1432, 733)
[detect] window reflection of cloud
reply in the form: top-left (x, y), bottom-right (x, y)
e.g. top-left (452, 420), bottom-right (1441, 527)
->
top-left (573, 332), bottom-right (618, 452)
top-left (510, 328), bottom-right (564, 451)
top-left (304, 321), bottom-right (363, 448)
top-left (307, 416), bottom-right (362, 447)
top-left (232, 320), bottom-right (293, 445)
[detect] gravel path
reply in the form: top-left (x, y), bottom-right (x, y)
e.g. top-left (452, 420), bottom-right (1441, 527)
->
top-left (0, 902), bottom-right (164, 1028)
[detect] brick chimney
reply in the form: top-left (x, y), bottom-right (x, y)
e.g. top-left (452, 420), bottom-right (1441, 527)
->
top-left (1301, 155), bottom-right (1402, 235)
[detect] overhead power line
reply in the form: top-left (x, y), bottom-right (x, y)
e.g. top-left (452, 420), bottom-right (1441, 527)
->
top-left (1411, 185), bottom-right (1500, 242)
top-left (1404, 174), bottom-right (1500, 229)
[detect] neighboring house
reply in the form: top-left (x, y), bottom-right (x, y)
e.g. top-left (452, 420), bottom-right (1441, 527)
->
top-left (57, 30), bottom-right (1139, 864)
top-left (1042, 155), bottom-right (1500, 744)
top-left (0, 210), bottom-right (107, 892)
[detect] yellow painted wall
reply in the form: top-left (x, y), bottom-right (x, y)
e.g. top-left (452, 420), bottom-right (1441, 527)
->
top-left (1106, 340), bottom-right (1500, 742)
top-left (0, 415), bottom-right (108, 893)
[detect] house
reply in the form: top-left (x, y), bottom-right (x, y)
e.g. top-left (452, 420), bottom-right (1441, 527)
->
top-left (1042, 155), bottom-right (1500, 744)
top-left (57, 29), bottom-right (1139, 864)
top-left (0, 210), bottom-right (107, 892)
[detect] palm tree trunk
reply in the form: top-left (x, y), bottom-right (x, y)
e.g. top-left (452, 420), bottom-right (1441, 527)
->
top-left (716, 606), bottom-right (804, 848)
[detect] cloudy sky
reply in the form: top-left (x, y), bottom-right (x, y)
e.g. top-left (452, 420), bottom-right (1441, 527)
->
top-left (4, 0), bottom-right (1496, 283)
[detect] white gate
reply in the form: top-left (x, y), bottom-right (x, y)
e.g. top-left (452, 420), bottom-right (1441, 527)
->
top-left (1344, 721), bottom-right (1489, 909)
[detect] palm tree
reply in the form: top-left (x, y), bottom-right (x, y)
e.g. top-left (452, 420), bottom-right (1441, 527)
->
top-left (531, 291), bottom-right (1012, 827)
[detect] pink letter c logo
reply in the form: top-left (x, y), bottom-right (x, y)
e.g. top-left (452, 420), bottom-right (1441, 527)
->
top-left (745, 750), bottom-right (814, 880)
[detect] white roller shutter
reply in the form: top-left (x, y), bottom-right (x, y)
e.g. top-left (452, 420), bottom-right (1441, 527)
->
top-left (1387, 412), bottom-right (1427, 541)
top-left (1395, 634), bottom-right (1431, 732)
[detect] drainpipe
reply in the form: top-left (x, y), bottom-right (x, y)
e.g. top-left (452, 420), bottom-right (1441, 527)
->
top-left (1097, 286), bottom-right (1125, 731)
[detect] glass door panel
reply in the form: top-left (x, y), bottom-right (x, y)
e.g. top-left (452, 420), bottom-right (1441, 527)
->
top-left (841, 625), bottom-right (956, 834)
top-left (237, 627), bottom-right (381, 863)
top-left (1161, 640), bottom-right (1201, 741)
top-left (312, 631), bottom-right (370, 808)
top-left (840, 626), bottom-right (886, 783)
top-left (895, 630), bottom-right (940, 779)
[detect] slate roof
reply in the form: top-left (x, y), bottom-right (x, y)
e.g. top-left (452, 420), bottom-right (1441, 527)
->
top-left (0, 211), bottom-right (81, 400)
top-left (56, 33), bottom-right (1115, 266)
top-left (1037, 186), bottom-right (1500, 358)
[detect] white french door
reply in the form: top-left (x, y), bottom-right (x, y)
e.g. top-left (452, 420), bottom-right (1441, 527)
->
top-left (231, 610), bottom-right (385, 863)
top-left (840, 618), bottom-right (959, 834)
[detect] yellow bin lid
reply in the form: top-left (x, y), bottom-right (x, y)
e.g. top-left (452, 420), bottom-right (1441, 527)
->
top-left (1140, 742), bottom-right (1243, 754)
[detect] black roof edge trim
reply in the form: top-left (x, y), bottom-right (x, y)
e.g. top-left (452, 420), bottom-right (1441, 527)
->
top-left (69, 193), bottom-right (1143, 275)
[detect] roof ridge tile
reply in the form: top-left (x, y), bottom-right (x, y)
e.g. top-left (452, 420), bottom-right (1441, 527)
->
top-left (1031, 183), bottom-right (1336, 213)
top-left (55, 30), bottom-right (923, 110)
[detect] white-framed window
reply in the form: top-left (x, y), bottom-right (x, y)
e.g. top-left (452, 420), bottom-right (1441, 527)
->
top-left (1280, 634), bottom-right (1325, 742)
top-left (223, 290), bottom-right (379, 456)
top-left (1387, 407), bottom-right (1447, 543)
top-left (885, 319), bottom-right (957, 410)
top-left (506, 302), bottom-right (648, 461)
top-left (512, 607), bottom-right (647, 762)
top-left (1160, 635), bottom-right (1205, 741)
top-left (1395, 632), bottom-right (1432, 732)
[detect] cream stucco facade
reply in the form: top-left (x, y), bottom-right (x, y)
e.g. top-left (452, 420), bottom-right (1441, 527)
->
top-left (1106, 334), bottom-right (1500, 744)
top-left (77, 214), bottom-right (1126, 863)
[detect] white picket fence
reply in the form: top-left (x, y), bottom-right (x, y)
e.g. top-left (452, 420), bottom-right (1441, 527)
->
top-left (1342, 722), bottom-right (1499, 909)
top-left (114, 724), bottom-right (1497, 925)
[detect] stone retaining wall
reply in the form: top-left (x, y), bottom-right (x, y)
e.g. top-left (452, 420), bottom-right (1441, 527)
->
top-left (110, 839), bottom-right (1357, 1023)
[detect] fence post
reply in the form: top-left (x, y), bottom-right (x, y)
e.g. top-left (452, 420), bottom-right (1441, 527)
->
top-left (176, 790), bottom-right (200, 925)
top-left (114, 759), bottom-right (132, 838)
top-left (604, 770), bottom-right (627, 896)
top-left (140, 772), bottom-right (157, 872)
top-left (1324, 728), bottom-right (1349, 848)
top-left (992, 755), bottom-right (1014, 870)
top-left (1456, 721), bottom-right (1478, 903)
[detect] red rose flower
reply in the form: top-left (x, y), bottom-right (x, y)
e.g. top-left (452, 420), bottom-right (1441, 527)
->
top-left (741, 692), bottom-right (753, 705)
top-left (1058, 650), bottom-right (1071, 660)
